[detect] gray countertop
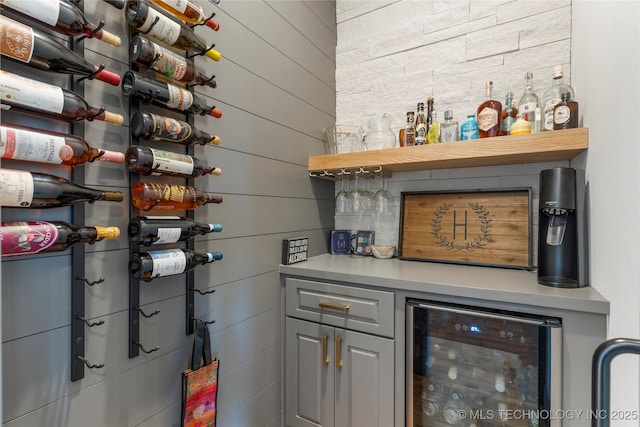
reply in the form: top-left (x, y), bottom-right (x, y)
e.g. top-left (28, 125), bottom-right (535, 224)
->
top-left (280, 254), bottom-right (609, 315)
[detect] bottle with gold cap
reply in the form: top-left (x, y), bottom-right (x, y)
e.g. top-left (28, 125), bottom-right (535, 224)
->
top-left (1, 221), bottom-right (120, 257)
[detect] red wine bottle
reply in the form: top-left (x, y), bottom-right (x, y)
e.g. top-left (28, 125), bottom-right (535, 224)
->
top-left (0, 0), bottom-right (121, 47)
top-left (0, 71), bottom-right (124, 125)
top-left (0, 123), bottom-right (124, 167)
top-left (131, 111), bottom-right (221, 146)
top-left (0, 16), bottom-right (121, 86)
top-left (131, 182), bottom-right (222, 211)
top-left (122, 71), bottom-right (222, 118)
top-left (126, 0), bottom-right (221, 61)
top-left (129, 248), bottom-right (223, 281)
top-left (1, 221), bottom-right (120, 258)
top-left (125, 145), bottom-right (221, 178)
top-left (0, 169), bottom-right (124, 208)
top-left (130, 36), bottom-right (216, 89)
top-left (128, 216), bottom-right (222, 246)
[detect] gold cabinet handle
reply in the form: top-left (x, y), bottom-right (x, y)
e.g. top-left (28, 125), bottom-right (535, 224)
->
top-left (321, 333), bottom-right (329, 366)
top-left (318, 301), bottom-right (350, 313)
top-left (335, 335), bottom-right (343, 369)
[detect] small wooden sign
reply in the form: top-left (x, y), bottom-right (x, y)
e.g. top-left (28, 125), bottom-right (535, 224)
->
top-left (282, 237), bottom-right (309, 265)
top-left (399, 189), bottom-right (532, 268)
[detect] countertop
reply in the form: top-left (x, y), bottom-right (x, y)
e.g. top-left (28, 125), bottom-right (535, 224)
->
top-left (280, 254), bottom-right (610, 315)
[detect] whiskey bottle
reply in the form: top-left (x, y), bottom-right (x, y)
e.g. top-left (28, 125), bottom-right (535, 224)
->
top-left (553, 92), bottom-right (579, 130)
top-left (129, 248), bottom-right (223, 281)
top-left (517, 72), bottom-right (540, 131)
top-left (131, 182), bottom-right (223, 210)
top-left (125, 145), bottom-right (222, 178)
top-left (128, 216), bottom-right (222, 246)
top-left (477, 81), bottom-right (502, 138)
top-left (1, 221), bottom-right (120, 257)
top-left (399, 111), bottom-right (415, 147)
top-left (500, 91), bottom-right (518, 135)
top-left (542, 65), bottom-right (575, 131)
top-left (131, 112), bottom-right (221, 146)
top-left (440, 110), bottom-right (458, 142)
top-left (414, 103), bottom-right (427, 145)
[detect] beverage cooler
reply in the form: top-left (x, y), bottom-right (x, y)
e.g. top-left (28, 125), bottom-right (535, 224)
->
top-left (406, 300), bottom-right (562, 427)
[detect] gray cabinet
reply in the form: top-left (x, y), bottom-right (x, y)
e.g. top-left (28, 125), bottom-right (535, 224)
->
top-left (284, 278), bottom-right (395, 427)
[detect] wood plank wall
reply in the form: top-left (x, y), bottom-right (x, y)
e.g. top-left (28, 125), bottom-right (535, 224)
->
top-left (1, 1), bottom-right (336, 426)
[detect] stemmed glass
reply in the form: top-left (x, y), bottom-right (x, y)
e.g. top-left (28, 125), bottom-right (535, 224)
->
top-left (374, 174), bottom-right (393, 213)
top-left (349, 174), bottom-right (367, 213)
top-left (335, 175), bottom-right (350, 213)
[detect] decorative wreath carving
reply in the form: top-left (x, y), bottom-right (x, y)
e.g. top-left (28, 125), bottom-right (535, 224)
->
top-left (431, 202), bottom-right (493, 251)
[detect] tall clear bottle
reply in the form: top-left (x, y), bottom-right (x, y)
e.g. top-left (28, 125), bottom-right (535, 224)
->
top-left (426, 111), bottom-right (440, 144)
top-left (477, 81), bottom-right (502, 138)
top-left (542, 65), bottom-right (575, 131)
top-left (518, 72), bottom-right (541, 132)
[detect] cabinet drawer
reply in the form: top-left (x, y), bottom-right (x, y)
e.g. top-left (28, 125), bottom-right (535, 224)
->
top-left (285, 278), bottom-right (394, 338)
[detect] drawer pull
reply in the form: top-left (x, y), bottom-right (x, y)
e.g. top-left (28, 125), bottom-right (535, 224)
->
top-left (322, 333), bottom-right (329, 366)
top-left (318, 302), bottom-right (350, 313)
top-left (336, 335), bottom-right (343, 369)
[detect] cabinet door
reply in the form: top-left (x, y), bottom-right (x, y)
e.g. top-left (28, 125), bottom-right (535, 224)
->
top-left (286, 317), bottom-right (335, 427)
top-left (334, 328), bottom-right (394, 427)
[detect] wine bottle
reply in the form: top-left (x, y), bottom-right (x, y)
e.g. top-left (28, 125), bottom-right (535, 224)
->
top-left (131, 111), bottom-right (221, 146)
top-left (129, 248), bottom-right (223, 281)
top-left (0, 0), bottom-right (121, 47)
top-left (125, 145), bottom-right (221, 178)
top-left (1, 220), bottom-right (120, 257)
top-left (0, 71), bottom-right (124, 125)
top-left (126, 0), bottom-right (221, 62)
top-left (130, 36), bottom-right (216, 89)
top-left (131, 182), bottom-right (222, 211)
top-left (1, 123), bottom-right (125, 167)
top-left (148, 0), bottom-right (220, 31)
top-left (122, 71), bottom-right (222, 117)
top-left (0, 16), bottom-right (121, 86)
top-left (101, 0), bottom-right (126, 9)
top-left (128, 216), bottom-right (222, 246)
top-left (0, 169), bottom-right (124, 208)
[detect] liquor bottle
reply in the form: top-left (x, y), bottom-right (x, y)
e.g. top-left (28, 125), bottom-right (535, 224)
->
top-left (553, 92), bottom-right (579, 130)
top-left (1, 221), bottom-right (119, 257)
top-left (517, 72), bottom-right (540, 132)
top-left (130, 37), bottom-right (216, 89)
top-left (414, 102), bottom-right (427, 145)
top-left (426, 110), bottom-right (440, 144)
top-left (476, 81), bottom-right (502, 138)
top-left (460, 115), bottom-right (479, 140)
top-left (0, 169), bottom-right (124, 208)
top-left (425, 97), bottom-right (435, 132)
top-left (440, 110), bottom-right (458, 142)
top-left (131, 182), bottom-right (223, 210)
top-left (399, 111), bottom-right (415, 147)
top-left (0, 0), bottom-right (121, 47)
top-left (101, 0), bottom-right (126, 9)
top-left (0, 71), bottom-right (124, 125)
top-left (500, 91), bottom-right (518, 136)
top-left (129, 248), bottom-right (223, 281)
top-left (542, 65), bottom-right (575, 131)
top-left (126, 0), bottom-right (221, 62)
top-left (128, 216), bottom-right (222, 246)
top-left (131, 111), bottom-right (221, 146)
top-left (122, 71), bottom-right (222, 118)
top-left (125, 145), bottom-right (222, 178)
top-left (0, 123), bottom-right (125, 167)
top-left (148, 0), bottom-right (220, 31)
top-left (0, 16), bottom-right (121, 86)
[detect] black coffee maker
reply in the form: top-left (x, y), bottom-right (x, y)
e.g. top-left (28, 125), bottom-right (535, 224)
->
top-left (538, 167), bottom-right (588, 288)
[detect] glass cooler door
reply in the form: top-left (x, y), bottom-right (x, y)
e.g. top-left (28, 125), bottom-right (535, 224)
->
top-left (406, 300), bottom-right (562, 427)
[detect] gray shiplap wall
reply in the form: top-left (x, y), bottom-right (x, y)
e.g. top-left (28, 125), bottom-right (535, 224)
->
top-left (1, 1), bottom-right (336, 426)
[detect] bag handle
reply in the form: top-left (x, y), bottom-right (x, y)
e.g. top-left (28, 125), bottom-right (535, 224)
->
top-left (190, 319), bottom-right (214, 370)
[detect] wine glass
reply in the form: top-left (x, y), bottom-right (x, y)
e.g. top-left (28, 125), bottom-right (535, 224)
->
top-left (335, 175), bottom-right (351, 213)
top-left (349, 174), bottom-right (367, 213)
top-left (374, 174), bottom-right (393, 214)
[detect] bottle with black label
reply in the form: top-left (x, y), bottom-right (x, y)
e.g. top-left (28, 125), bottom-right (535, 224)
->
top-left (128, 216), bottom-right (222, 246)
top-left (131, 112), bottom-right (221, 146)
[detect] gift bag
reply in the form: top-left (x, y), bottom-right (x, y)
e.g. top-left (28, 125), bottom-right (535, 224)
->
top-left (182, 319), bottom-right (219, 427)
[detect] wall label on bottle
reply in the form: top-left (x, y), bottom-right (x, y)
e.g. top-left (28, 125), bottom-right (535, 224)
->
top-left (149, 248), bottom-right (187, 277)
top-left (0, 0), bottom-right (60, 27)
top-left (155, 227), bottom-right (182, 244)
top-left (0, 127), bottom-right (66, 164)
top-left (543, 98), bottom-right (560, 131)
top-left (0, 221), bottom-right (59, 257)
top-left (554, 106), bottom-right (571, 124)
top-left (0, 71), bottom-right (64, 113)
top-left (0, 169), bottom-right (34, 207)
top-left (477, 107), bottom-right (499, 131)
top-left (0, 16), bottom-right (35, 63)
top-left (160, 0), bottom-right (188, 14)
top-left (150, 43), bottom-right (188, 80)
top-left (149, 147), bottom-right (195, 175)
top-left (441, 126), bottom-right (457, 143)
top-left (150, 113), bottom-right (193, 142)
top-left (140, 7), bottom-right (180, 45)
top-left (165, 84), bottom-right (194, 111)
top-left (519, 101), bottom-right (537, 122)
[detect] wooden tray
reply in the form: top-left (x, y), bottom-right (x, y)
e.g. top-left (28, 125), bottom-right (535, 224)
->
top-left (399, 189), bottom-right (532, 268)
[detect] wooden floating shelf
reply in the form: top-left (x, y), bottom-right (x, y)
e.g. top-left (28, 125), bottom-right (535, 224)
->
top-left (308, 128), bottom-right (588, 176)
